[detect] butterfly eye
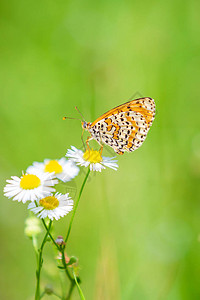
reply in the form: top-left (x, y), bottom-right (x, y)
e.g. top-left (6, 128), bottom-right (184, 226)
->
top-left (82, 122), bottom-right (87, 129)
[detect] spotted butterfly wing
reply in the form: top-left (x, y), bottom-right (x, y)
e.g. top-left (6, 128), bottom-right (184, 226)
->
top-left (87, 97), bottom-right (155, 155)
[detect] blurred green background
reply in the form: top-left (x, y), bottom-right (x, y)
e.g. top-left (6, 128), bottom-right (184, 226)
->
top-left (1, 0), bottom-right (200, 299)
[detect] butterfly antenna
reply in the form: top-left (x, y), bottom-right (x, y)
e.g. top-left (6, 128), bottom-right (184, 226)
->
top-left (128, 91), bottom-right (144, 100)
top-left (75, 106), bottom-right (85, 121)
top-left (62, 116), bottom-right (82, 121)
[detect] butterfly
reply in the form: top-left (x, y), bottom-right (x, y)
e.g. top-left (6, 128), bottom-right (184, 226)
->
top-left (81, 97), bottom-right (155, 155)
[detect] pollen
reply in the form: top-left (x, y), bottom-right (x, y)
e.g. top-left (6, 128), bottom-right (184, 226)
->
top-left (44, 160), bottom-right (63, 174)
top-left (20, 174), bottom-right (41, 190)
top-left (83, 149), bottom-right (102, 163)
top-left (39, 196), bottom-right (59, 210)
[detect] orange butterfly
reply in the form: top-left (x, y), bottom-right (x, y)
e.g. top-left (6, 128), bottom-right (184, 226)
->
top-left (81, 97), bottom-right (155, 155)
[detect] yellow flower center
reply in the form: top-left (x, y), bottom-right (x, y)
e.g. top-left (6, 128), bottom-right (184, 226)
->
top-left (20, 174), bottom-right (41, 190)
top-left (83, 149), bottom-right (102, 163)
top-left (44, 160), bottom-right (63, 174)
top-left (39, 196), bottom-right (59, 210)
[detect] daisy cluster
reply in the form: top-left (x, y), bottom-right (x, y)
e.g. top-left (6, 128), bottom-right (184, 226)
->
top-left (4, 147), bottom-right (118, 221)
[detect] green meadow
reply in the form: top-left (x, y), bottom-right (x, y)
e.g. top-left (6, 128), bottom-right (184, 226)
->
top-left (1, 0), bottom-right (200, 299)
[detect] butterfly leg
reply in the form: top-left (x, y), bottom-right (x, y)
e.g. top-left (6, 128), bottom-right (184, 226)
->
top-left (86, 135), bottom-right (104, 154)
top-left (86, 135), bottom-right (93, 150)
top-left (99, 143), bottom-right (104, 155)
top-left (81, 129), bottom-right (86, 151)
top-left (96, 141), bottom-right (104, 154)
top-left (116, 150), bottom-right (124, 155)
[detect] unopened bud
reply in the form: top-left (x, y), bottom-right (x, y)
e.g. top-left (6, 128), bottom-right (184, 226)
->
top-left (45, 284), bottom-right (53, 295)
top-left (24, 216), bottom-right (42, 238)
top-left (55, 235), bottom-right (65, 246)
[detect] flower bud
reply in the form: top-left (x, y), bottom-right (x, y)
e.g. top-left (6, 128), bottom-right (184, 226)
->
top-left (45, 284), bottom-right (53, 295)
top-left (24, 216), bottom-right (42, 238)
top-left (55, 235), bottom-right (65, 246)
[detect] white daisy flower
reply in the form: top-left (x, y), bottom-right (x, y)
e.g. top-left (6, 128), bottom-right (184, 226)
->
top-left (28, 192), bottom-right (73, 220)
top-left (66, 146), bottom-right (118, 172)
top-left (26, 158), bottom-right (79, 182)
top-left (4, 171), bottom-right (58, 203)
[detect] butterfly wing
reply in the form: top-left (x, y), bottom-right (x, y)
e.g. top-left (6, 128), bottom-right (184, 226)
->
top-left (88, 97), bottom-right (155, 155)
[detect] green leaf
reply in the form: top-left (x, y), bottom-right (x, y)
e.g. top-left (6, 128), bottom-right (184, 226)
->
top-left (57, 266), bottom-right (65, 269)
top-left (66, 256), bottom-right (78, 265)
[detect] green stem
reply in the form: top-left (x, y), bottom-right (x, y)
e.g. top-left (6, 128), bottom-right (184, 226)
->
top-left (60, 247), bottom-right (77, 299)
top-left (41, 219), bottom-right (60, 250)
top-left (66, 282), bottom-right (75, 300)
top-left (59, 247), bottom-right (76, 300)
top-left (39, 169), bottom-right (90, 299)
top-left (41, 221), bottom-right (74, 284)
top-left (72, 270), bottom-right (85, 300)
top-left (65, 168), bottom-right (90, 244)
top-left (61, 248), bottom-right (74, 281)
top-left (35, 220), bottom-right (52, 300)
top-left (53, 292), bottom-right (63, 299)
top-left (40, 290), bottom-right (62, 299)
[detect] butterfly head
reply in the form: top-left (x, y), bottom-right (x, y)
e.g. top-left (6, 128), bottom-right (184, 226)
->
top-left (81, 121), bottom-right (91, 130)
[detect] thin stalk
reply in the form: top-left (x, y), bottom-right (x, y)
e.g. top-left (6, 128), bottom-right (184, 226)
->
top-left (40, 290), bottom-right (62, 299)
top-left (66, 282), bottom-right (75, 300)
top-left (72, 270), bottom-right (85, 300)
top-left (34, 202), bottom-right (59, 250)
top-left (40, 169), bottom-right (90, 299)
top-left (35, 220), bottom-right (52, 300)
top-left (41, 219), bottom-right (60, 250)
top-left (65, 168), bottom-right (90, 244)
top-left (41, 221), bottom-right (74, 284)
top-left (61, 248), bottom-right (74, 281)
top-left (40, 291), bottom-right (46, 299)
top-left (53, 292), bottom-right (63, 299)
top-left (60, 247), bottom-right (76, 299)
